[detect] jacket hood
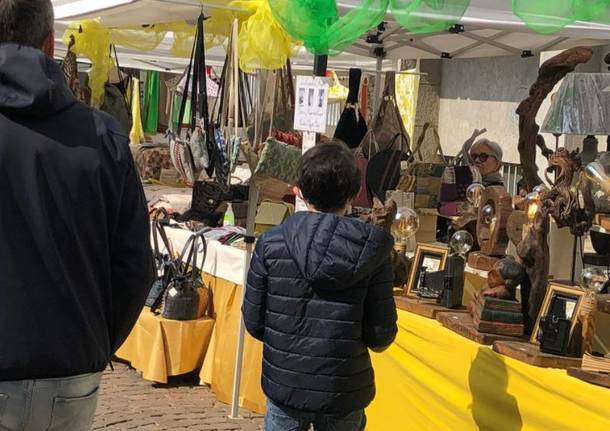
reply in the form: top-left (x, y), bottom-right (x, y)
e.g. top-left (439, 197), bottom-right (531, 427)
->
top-left (281, 212), bottom-right (394, 290)
top-left (0, 44), bottom-right (76, 117)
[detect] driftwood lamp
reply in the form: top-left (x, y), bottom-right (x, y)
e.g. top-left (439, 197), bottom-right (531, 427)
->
top-left (517, 47), bottom-right (597, 334)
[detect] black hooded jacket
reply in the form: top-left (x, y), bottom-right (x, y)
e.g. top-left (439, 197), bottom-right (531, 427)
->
top-left (0, 44), bottom-right (154, 381)
top-left (242, 212), bottom-right (397, 414)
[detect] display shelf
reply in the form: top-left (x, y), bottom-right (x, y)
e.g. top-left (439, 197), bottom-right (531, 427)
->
top-left (436, 312), bottom-right (525, 345)
top-left (493, 341), bottom-right (582, 369)
top-left (568, 368), bottom-right (610, 388)
top-left (394, 295), bottom-right (467, 319)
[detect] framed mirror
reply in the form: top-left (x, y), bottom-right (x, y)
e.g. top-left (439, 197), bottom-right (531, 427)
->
top-left (406, 243), bottom-right (449, 297)
top-left (530, 282), bottom-right (586, 344)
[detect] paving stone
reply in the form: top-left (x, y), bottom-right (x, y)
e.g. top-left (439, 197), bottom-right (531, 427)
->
top-left (93, 363), bottom-right (263, 430)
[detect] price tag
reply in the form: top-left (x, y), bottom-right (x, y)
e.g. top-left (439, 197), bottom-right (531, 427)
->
top-left (168, 287), bottom-right (178, 298)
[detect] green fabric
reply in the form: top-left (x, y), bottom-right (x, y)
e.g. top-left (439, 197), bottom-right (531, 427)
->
top-left (391, 0), bottom-right (471, 33)
top-left (269, 0), bottom-right (389, 55)
top-left (143, 70), bottom-right (160, 133)
top-left (513, 0), bottom-right (610, 34)
top-left (169, 94), bottom-right (192, 132)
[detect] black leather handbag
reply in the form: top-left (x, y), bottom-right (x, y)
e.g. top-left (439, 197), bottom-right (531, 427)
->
top-left (161, 230), bottom-right (212, 321)
top-left (146, 212), bottom-right (174, 310)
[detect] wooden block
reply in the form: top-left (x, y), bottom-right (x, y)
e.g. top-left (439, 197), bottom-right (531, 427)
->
top-left (394, 295), bottom-right (467, 319)
top-left (567, 368), bottom-right (610, 389)
top-left (493, 341), bottom-right (582, 369)
top-left (437, 312), bottom-right (524, 345)
top-left (467, 252), bottom-right (499, 272)
top-left (475, 295), bottom-right (522, 314)
top-left (473, 314), bottom-right (524, 337)
top-left (597, 294), bottom-right (610, 315)
top-left (581, 352), bottom-right (610, 373)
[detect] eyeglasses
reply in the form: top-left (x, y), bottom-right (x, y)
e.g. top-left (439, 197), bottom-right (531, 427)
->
top-left (471, 152), bottom-right (494, 163)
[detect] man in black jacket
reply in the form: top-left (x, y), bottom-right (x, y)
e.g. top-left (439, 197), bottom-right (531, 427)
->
top-left (0, 1), bottom-right (154, 429)
top-left (243, 142), bottom-right (398, 430)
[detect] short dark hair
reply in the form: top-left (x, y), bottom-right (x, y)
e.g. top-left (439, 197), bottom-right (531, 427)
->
top-left (0, 0), bottom-right (54, 48)
top-left (297, 142), bottom-right (361, 213)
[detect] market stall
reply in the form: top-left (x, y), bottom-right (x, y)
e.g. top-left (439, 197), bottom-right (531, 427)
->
top-left (51, 0), bottom-right (610, 428)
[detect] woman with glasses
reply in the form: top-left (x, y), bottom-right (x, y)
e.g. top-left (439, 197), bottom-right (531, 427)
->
top-left (469, 138), bottom-right (504, 187)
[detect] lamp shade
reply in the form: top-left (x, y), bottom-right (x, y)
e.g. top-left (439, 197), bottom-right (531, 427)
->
top-left (541, 73), bottom-right (610, 135)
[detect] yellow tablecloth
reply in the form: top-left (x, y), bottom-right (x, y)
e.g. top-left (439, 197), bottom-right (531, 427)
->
top-left (199, 275), bottom-right (266, 414)
top-left (367, 310), bottom-right (610, 431)
top-left (115, 308), bottom-right (214, 383)
top-left (209, 304), bottom-right (610, 428)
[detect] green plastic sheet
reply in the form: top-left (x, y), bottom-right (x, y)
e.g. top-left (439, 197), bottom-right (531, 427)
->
top-left (391, 0), bottom-right (470, 33)
top-left (143, 71), bottom-right (160, 134)
top-left (513, 0), bottom-right (610, 34)
top-left (269, 0), bottom-right (389, 55)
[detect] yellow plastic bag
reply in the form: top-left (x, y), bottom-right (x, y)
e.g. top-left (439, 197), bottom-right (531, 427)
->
top-left (328, 71), bottom-right (348, 102)
top-left (63, 20), bottom-right (112, 107)
top-left (231, 0), bottom-right (296, 73)
top-left (130, 78), bottom-right (144, 145)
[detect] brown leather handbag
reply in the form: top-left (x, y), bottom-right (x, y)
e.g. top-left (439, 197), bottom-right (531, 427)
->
top-left (361, 71), bottom-right (410, 159)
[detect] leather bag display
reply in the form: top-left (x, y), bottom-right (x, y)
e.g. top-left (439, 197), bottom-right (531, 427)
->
top-left (161, 230), bottom-right (212, 321)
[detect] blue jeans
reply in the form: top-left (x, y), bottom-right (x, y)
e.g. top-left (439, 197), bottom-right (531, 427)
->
top-left (0, 372), bottom-right (102, 431)
top-left (265, 399), bottom-right (366, 431)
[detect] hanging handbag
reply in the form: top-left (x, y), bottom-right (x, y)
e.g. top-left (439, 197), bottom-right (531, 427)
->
top-left (61, 34), bottom-right (86, 103)
top-left (162, 230), bottom-right (212, 321)
top-left (334, 68), bottom-right (368, 149)
top-left (169, 13), bottom-right (214, 186)
top-left (366, 133), bottom-right (411, 201)
top-left (361, 71), bottom-right (410, 158)
top-left (401, 123), bottom-right (447, 209)
top-left (254, 138), bottom-right (301, 186)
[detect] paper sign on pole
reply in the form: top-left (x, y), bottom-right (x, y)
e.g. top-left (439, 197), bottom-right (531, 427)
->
top-left (294, 76), bottom-right (329, 134)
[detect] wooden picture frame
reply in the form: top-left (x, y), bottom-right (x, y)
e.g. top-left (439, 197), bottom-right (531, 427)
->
top-left (529, 282), bottom-right (586, 344)
top-left (406, 243), bottom-right (450, 297)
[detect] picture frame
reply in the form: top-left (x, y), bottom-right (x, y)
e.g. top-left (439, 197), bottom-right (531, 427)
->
top-left (530, 282), bottom-right (586, 344)
top-left (406, 243), bottom-right (450, 297)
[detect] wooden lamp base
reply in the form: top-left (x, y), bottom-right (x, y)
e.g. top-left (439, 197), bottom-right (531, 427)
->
top-left (436, 312), bottom-right (525, 345)
top-left (493, 341), bottom-right (582, 369)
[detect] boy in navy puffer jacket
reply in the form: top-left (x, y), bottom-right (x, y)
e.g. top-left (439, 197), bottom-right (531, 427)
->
top-left (243, 142), bottom-right (398, 431)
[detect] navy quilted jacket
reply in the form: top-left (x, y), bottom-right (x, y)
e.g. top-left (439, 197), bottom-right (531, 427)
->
top-left (242, 212), bottom-right (397, 414)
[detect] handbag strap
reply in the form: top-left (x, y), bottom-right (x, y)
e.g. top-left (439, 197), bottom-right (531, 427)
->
top-left (347, 68), bottom-right (362, 104)
top-left (176, 26), bottom-right (197, 135)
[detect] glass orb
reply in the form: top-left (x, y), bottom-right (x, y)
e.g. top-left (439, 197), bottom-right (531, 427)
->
top-left (481, 204), bottom-right (495, 224)
top-left (581, 267), bottom-right (608, 293)
top-left (450, 230), bottom-right (474, 256)
top-left (391, 207), bottom-right (420, 244)
top-left (584, 162), bottom-right (610, 191)
top-left (466, 183), bottom-right (485, 207)
top-left (533, 184), bottom-right (549, 196)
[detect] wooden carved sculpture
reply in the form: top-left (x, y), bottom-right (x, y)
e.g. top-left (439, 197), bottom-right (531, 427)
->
top-left (517, 46), bottom-right (594, 334)
top-left (468, 186), bottom-right (513, 271)
top-left (544, 148), bottom-right (592, 236)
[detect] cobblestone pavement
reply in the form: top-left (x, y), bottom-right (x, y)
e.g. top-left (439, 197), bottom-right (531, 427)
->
top-left (93, 362), bottom-right (263, 430)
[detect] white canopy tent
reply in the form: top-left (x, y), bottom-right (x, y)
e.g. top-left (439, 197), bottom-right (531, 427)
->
top-left (52, 0), bottom-right (610, 72)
